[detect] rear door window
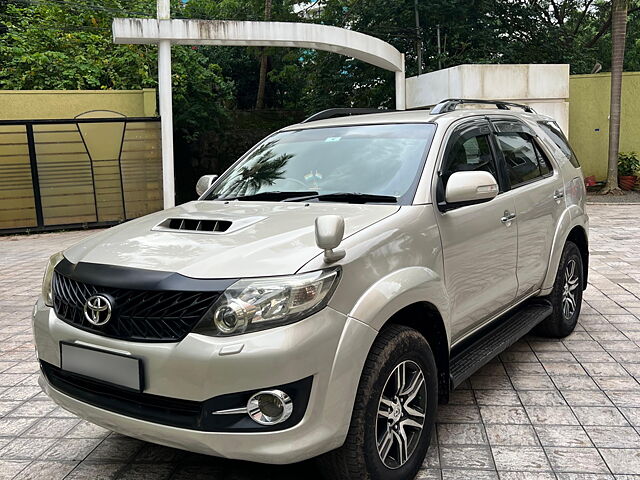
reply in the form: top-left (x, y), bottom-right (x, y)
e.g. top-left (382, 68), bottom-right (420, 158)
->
top-left (537, 121), bottom-right (580, 168)
top-left (491, 119), bottom-right (553, 188)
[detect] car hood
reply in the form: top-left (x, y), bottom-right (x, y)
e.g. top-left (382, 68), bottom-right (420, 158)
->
top-left (64, 201), bottom-right (400, 279)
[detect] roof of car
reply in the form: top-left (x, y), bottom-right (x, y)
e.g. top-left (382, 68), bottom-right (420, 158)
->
top-left (281, 107), bottom-right (554, 131)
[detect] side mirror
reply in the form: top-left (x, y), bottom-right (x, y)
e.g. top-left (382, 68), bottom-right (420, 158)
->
top-left (196, 174), bottom-right (219, 196)
top-left (445, 171), bottom-right (499, 205)
top-left (315, 215), bottom-right (346, 263)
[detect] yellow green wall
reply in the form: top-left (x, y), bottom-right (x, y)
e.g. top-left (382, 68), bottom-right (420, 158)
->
top-left (0, 89), bottom-right (161, 231)
top-left (569, 72), bottom-right (640, 180)
top-left (0, 89), bottom-right (157, 120)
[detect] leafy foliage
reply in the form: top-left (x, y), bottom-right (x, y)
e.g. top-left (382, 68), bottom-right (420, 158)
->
top-left (0, 0), bottom-right (234, 139)
top-left (619, 151), bottom-right (640, 176)
top-left (2, 0), bottom-right (639, 114)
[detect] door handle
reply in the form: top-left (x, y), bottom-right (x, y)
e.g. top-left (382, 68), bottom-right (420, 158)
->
top-left (501, 211), bottom-right (516, 223)
top-left (553, 190), bottom-right (565, 200)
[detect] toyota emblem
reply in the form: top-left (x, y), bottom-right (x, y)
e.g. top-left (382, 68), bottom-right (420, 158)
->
top-left (84, 294), bottom-right (112, 326)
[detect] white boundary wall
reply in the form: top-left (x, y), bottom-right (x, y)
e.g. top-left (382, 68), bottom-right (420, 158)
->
top-left (406, 64), bottom-right (570, 133)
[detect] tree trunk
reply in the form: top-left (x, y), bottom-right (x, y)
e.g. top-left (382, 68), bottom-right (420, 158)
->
top-left (601, 0), bottom-right (628, 195)
top-left (255, 0), bottom-right (272, 110)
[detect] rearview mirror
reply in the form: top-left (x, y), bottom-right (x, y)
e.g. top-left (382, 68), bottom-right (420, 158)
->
top-left (196, 175), bottom-right (219, 196)
top-left (315, 215), bottom-right (346, 263)
top-left (445, 171), bottom-right (499, 205)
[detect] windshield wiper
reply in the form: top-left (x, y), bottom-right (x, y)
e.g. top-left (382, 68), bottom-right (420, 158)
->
top-left (215, 191), bottom-right (319, 202)
top-left (284, 192), bottom-right (398, 204)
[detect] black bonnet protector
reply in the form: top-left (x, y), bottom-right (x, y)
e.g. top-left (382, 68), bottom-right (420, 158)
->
top-left (55, 258), bottom-right (238, 292)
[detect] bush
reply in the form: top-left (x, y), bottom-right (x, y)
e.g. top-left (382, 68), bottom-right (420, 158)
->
top-left (619, 152), bottom-right (640, 176)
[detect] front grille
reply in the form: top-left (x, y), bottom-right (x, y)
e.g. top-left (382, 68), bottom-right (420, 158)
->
top-left (52, 272), bottom-right (220, 342)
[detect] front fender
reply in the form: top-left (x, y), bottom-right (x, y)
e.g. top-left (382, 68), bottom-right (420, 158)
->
top-left (540, 204), bottom-right (587, 294)
top-left (348, 266), bottom-right (450, 344)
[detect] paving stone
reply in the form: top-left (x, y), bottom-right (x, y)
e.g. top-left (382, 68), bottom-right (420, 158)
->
top-left (543, 362), bottom-right (588, 376)
top-left (585, 426), bottom-right (640, 448)
top-left (439, 445), bottom-right (495, 470)
top-left (448, 389), bottom-right (476, 405)
top-left (84, 437), bottom-right (145, 463)
top-left (535, 425), bottom-right (593, 447)
top-left (499, 473), bottom-right (557, 480)
top-left (553, 375), bottom-right (601, 391)
top-left (475, 390), bottom-right (521, 406)
top-left (417, 469), bottom-right (442, 479)
top-left (582, 363), bottom-right (631, 377)
top-left (438, 423), bottom-right (487, 445)
top-left (64, 420), bottom-right (111, 439)
top-left (525, 406), bottom-right (580, 425)
top-left (563, 390), bottom-right (613, 407)
top-left (64, 462), bottom-right (123, 480)
top-left (437, 405), bottom-right (482, 423)
top-left (510, 375), bottom-right (557, 391)
top-left (480, 406), bottom-right (530, 425)
top-left (0, 417), bottom-right (38, 437)
top-left (22, 417), bottom-right (80, 438)
top-left (572, 407), bottom-right (630, 427)
top-left (599, 448), bottom-right (640, 475)
top-left (41, 438), bottom-right (101, 461)
top-left (594, 376), bottom-right (640, 392)
top-left (491, 446), bottom-right (551, 472)
top-left (116, 463), bottom-right (174, 480)
top-left (485, 424), bottom-right (539, 446)
top-left (545, 447), bottom-right (610, 474)
top-left (0, 460), bottom-right (30, 479)
top-left (0, 437), bottom-right (56, 459)
top-left (13, 460), bottom-right (77, 480)
top-left (556, 473), bottom-right (614, 480)
top-left (518, 390), bottom-right (567, 406)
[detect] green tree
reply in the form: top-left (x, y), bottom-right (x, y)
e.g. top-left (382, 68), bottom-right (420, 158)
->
top-left (0, 0), bottom-right (234, 140)
top-left (602, 0), bottom-right (630, 194)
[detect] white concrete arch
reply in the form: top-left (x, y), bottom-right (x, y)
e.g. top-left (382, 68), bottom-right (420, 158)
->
top-left (113, 19), bottom-right (405, 75)
top-left (112, 16), bottom-right (406, 208)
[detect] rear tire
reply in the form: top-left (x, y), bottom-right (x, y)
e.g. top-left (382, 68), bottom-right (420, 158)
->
top-left (319, 325), bottom-right (438, 480)
top-left (536, 241), bottom-right (583, 338)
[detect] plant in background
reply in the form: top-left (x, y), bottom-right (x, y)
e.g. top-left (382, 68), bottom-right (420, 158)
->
top-left (618, 151), bottom-right (640, 190)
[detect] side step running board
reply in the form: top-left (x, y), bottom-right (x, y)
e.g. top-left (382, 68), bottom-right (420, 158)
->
top-left (449, 299), bottom-right (553, 389)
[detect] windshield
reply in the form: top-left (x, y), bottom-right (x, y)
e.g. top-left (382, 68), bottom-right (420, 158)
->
top-left (205, 123), bottom-right (437, 204)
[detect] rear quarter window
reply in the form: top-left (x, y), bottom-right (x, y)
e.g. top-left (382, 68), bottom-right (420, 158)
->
top-left (537, 121), bottom-right (580, 168)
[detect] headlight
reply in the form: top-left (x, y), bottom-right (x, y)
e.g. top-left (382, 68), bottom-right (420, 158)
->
top-left (195, 268), bottom-right (340, 336)
top-left (42, 252), bottom-right (64, 307)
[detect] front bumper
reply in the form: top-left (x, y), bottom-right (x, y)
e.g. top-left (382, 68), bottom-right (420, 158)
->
top-left (33, 298), bottom-right (377, 464)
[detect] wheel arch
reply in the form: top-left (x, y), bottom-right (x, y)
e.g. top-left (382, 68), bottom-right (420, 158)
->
top-left (541, 206), bottom-right (589, 294)
top-left (383, 302), bottom-right (450, 403)
top-left (566, 225), bottom-right (589, 289)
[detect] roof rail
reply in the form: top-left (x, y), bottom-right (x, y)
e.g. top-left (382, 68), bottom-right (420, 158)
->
top-left (430, 99), bottom-right (536, 115)
top-left (301, 108), bottom-right (394, 123)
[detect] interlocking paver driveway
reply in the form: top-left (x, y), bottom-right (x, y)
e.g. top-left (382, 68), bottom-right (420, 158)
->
top-left (1, 204), bottom-right (639, 479)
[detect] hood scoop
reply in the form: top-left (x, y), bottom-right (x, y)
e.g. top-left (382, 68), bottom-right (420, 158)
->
top-left (157, 218), bottom-right (232, 233)
top-left (152, 215), bottom-right (266, 235)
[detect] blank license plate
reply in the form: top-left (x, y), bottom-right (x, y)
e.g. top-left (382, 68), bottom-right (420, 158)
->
top-left (60, 342), bottom-right (143, 392)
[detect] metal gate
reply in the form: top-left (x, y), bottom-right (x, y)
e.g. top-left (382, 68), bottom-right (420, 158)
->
top-left (0, 115), bottom-right (162, 234)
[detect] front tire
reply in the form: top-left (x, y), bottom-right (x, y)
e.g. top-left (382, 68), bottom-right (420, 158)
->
top-left (320, 325), bottom-right (438, 480)
top-left (536, 241), bottom-right (584, 338)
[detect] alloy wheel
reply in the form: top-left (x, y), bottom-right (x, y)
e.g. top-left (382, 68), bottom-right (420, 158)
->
top-left (562, 258), bottom-right (580, 319)
top-left (376, 359), bottom-right (427, 469)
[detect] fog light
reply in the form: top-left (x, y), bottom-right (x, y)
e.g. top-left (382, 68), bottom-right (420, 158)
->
top-left (247, 390), bottom-right (293, 425)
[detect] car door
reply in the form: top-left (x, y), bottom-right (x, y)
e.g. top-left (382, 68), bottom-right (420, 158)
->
top-left (434, 118), bottom-right (518, 343)
top-left (490, 118), bottom-right (565, 298)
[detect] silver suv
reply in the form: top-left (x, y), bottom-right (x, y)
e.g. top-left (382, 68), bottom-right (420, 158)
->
top-left (33, 99), bottom-right (588, 480)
